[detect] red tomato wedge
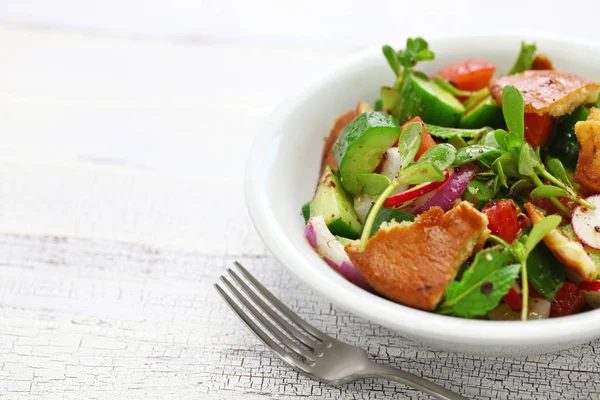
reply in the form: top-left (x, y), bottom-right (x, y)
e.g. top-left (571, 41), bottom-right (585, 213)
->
top-left (395, 117), bottom-right (436, 159)
top-left (503, 287), bottom-right (523, 309)
top-left (524, 113), bottom-right (554, 148)
top-left (482, 199), bottom-right (530, 244)
top-left (550, 282), bottom-right (586, 317)
top-left (580, 281), bottom-right (600, 291)
top-left (436, 59), bottom-right (496, 91)
top-left (383, 170), bottom-right (449, 208)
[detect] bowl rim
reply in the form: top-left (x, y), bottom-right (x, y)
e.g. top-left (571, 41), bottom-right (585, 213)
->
top-left (245, 33), bottom-right (600, 347)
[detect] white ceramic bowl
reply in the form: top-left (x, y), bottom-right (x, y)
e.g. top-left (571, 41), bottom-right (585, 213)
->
top-left (245, 34), bottom-right (600, 356)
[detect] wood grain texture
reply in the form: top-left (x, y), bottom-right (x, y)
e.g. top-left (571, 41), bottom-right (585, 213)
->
top-left (1, 234), bottom-right (600, 399)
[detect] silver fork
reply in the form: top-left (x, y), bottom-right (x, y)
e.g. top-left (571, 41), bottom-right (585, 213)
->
top-left (215, 261), bottom-right (466, 400)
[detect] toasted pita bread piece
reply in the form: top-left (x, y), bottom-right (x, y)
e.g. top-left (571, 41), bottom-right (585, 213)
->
top-left (345, 201), bottom-right (490, 311)
top-left (489, 70), bottom-right (600, 116)
top-left (524, 203), bottom-right (599, 282)
top-left (320, 102), bottom-right (372, 176)
top-left (574, 108), bottom-right (600, 194)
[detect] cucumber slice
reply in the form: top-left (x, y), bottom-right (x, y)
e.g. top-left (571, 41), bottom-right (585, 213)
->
top-left (333, 112), bottom-right (399, 196)
top-left (459, 96), bottom-right (504, 129)
top-left (394, 74), bottom-right (465, 127)
top-left (310, 166), bottom-right (363, 239)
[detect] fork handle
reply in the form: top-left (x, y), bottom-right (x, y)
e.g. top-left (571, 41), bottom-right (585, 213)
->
top-left (363, 361), bottom-right (467, 400)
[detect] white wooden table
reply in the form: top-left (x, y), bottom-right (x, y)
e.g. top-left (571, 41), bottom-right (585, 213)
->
top-left (1, 1), bottom-right (600, 398)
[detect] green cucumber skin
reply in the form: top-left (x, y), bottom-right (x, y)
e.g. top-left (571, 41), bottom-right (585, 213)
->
top-left (333, 112), bottom-right (399, 196)
top-left (309, 166), bottom-right (362, 239)
top-left (395, 74), bottom-right (465, 127)
top-left (459, 97), bottom-right (504, 129)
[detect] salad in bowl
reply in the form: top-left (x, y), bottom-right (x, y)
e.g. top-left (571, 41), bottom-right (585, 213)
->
top-left (302, 38), bottom-right (600, 322)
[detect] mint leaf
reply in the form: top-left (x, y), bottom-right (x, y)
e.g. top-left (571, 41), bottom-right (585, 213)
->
top-left (356, 173), bottom-right (391, 196)
top-left (508, 42), bottom-right (537, 75)
top-left (442, 247), bottom-right (520, 317)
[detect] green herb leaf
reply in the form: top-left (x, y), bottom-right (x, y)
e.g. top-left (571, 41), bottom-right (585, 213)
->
top-left (369, 207), bottom-right (415, 237)
top-left (425, 124), bottom-right (493, 139)
top-left (502, 85), bottom-right (525, 139)
top-left (301, 202), bottom-right (311, 224)
top-left (356, 173), bottom-right (392, 196)
top-left (464, 88), bottom-right (490, 110)
top-left (396, 37), bottom-right (435, 70)
top-left (530, 185), bottom-right (570, 200)
top-left (382, 45), bottom-right (400, 77)
top-left (527, 243), bottom-right (565, 301)
top-left (505, 131), bottom-right (523, 154)
top-left (524, 214), bottom-right (562, 255)
top-left (433, 77), bottom-right (472, 97)
top-left (481, 130), bottom-right (501, 148)
top-left (494, 129), bottom-right (508, 150)
top-left (466, 180), bottom-right (495, 202)
top-left (453, 145), bottom-right (502, 166)
top-left (442, 247), bottom-right (520, 317)
top-left (508, 42), bottom-right (537, 75)
top-left (398, 122), bottom-right (423, 168)
top-left (518, 143), bottom-right (539, 177)
top-left (374, 99), bottom-right (383, 111)
top-left (448, 135), bottom-right (468, 150)
top-left (380, 86), bottom-right (402, 115)
top-left (417, 143), bottom-right (456, 171)
top-left (546, 158), bottom-right (573, 188)
top-left (509, 179), bottom-right (535, 196)
top-left (399, 162), bottom-right (445, 184)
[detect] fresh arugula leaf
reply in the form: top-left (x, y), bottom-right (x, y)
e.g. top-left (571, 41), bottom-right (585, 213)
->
top-left (382, 45), bottom-right (400, 77)
top-left (357, 173), bottom-right (391, 196)
top-left (502, 85), bottom-right (525, 139)
top-left (508, 42), bottom-right (537, 75)
top-left (524, 214), bottom-right (561, 255)
top-left (398, 122), bottom-right (422, 168)
top-left (369, 208), bottom-right (414, 237)
top-left (417, 143), bottom-right (456, 171)
top-left (546, 158), bottom-right (573, 188)
top-left (425, 124), bottom-right (492, 139)
top-left (453, 145), bottom-right (502, 166)
top-left (433, 77), bottom-right (472, 97)
top-left (530, 185), bottom-right (570, 200)
top-left (527, 243), bottom-right (565, 301)
top-left (399, 162), bottom-right (445, 184)
top-left (442, 247), bottom-right (520, 317)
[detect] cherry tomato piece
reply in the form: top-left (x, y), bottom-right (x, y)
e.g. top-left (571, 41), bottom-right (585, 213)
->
top-left (524, 113), bottom-right (555, 148)
top-left (550, 282), bottom-right (585, 317)
top-left (436, 59), bottom-right (496, 91)
top-left (482, 199), bottom-right (530, 244)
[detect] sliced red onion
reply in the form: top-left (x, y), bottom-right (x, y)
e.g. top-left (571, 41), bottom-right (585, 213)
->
top-left (414, 163), bottom-right (476, 214)
top-left (305, 216), bottom-right (372, 291)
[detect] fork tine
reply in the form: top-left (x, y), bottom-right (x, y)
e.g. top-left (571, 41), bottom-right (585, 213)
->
top-left (227, 268), bottom-right (320, 350)
top-left (219, 276), bottom-right (316, 361)
top-left (234, 261), bottom-right (329, 342)
top-left (215, 283), bottom-right (311, 373)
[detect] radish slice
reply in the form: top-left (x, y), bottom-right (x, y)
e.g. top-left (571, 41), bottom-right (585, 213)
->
top-left (528, 298), bottom-right (551, 319)
top-left (305, 216), bottom-right (371, 291)
top-left (580, 281), bottom-right (600, 308)
top-left (354, 193), bottom-right (376, 223)
top-left (383, 170), bottom-right (449, 208)
top-left (572, 195), bottom-right (600, 250)
top-left (378, 148), bottom-right (409, 195)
